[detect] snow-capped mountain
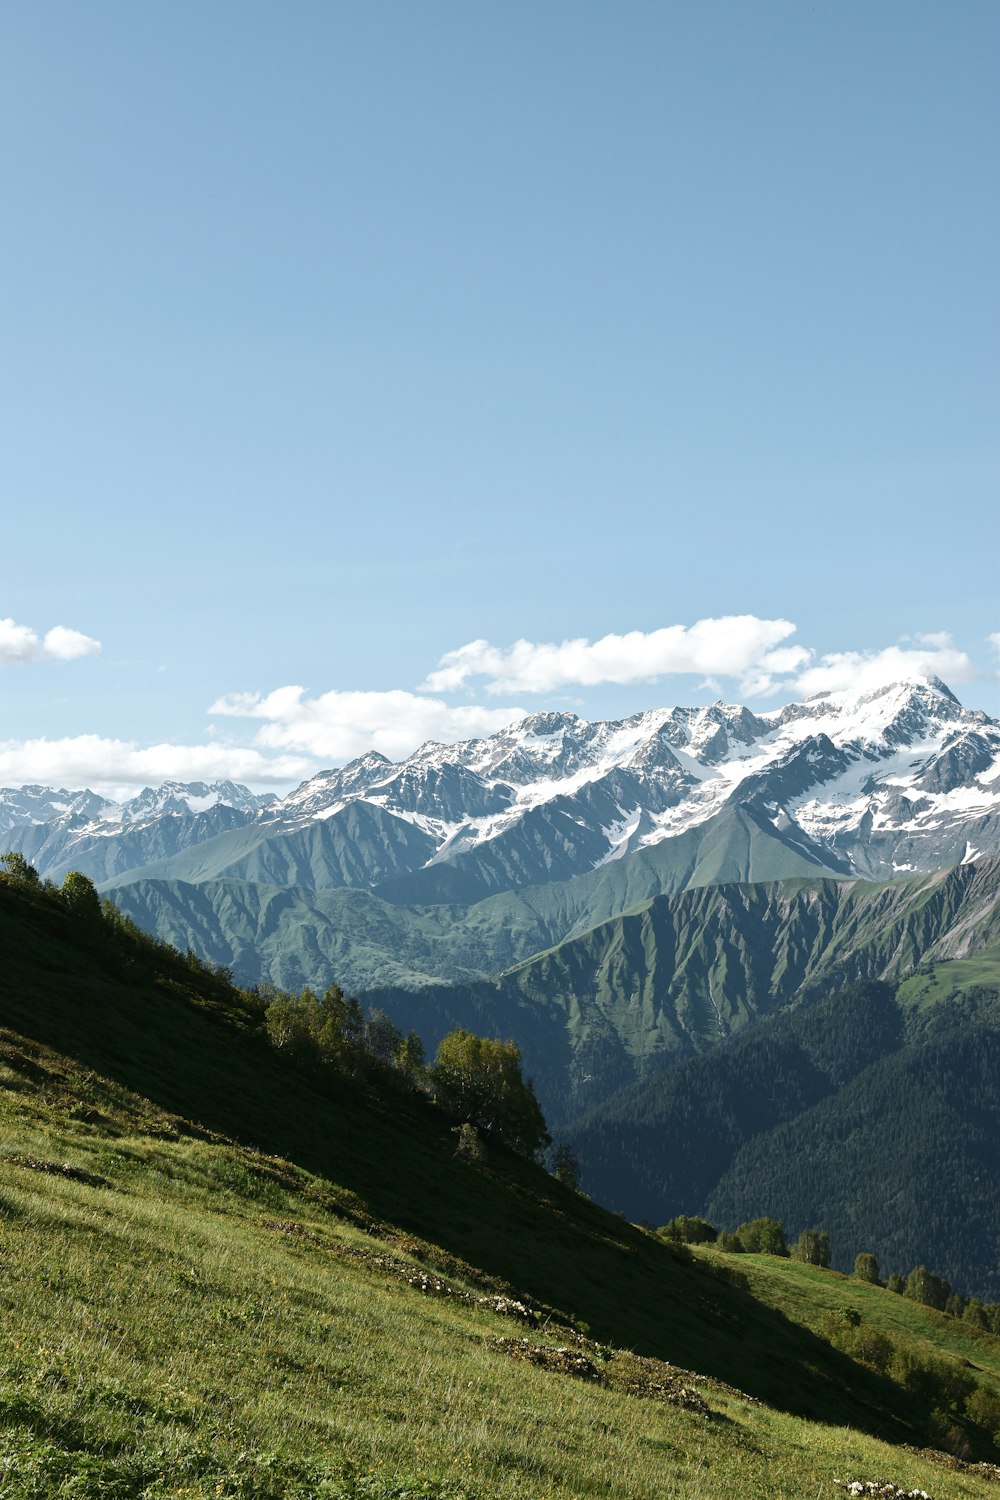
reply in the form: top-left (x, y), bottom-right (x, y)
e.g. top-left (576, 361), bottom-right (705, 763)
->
top-left (3, 677), bottom-right (998, 895)
top-left (1, 781), bottom-right (276, 885)
top-left (252, 675), bottom-right (998, 894)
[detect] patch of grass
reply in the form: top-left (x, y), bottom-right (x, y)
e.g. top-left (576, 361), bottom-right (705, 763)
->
top-left (897, 947), bottom-right (1000, 1012)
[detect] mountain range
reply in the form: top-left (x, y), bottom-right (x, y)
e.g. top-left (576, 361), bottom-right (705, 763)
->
top-left (3, 674), bottom-right (997, 1119)
top-left (4, 673), bottom-right (1000, 1309)
top-left (4, 676), bottom-right (997, 906)
top-left (1, 675), bottom-right (996, 1066)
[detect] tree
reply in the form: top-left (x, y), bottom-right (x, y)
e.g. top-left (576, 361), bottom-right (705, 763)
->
top-left (314, 985), bottom-right (366, 1074)
top-left (733, 1217), bottom-right (788, 1256)
top-left (265, 987), bottom-right (324, 1066)
top-left (964, 1298), bottom-right (990, 1330)
top-left (394, 1030), bottom-right (426, 1085)
top-left (363, 1008), bottom-right (403, 1068)
top-left (431, 1029), bottom-right (550, 1157)
top-left (61, 870), bottom-right (102, 920)
top-left (0, 851), bottom-right (40, 886)
top-left (549, 1142), bottom-right (581, 1191)
top-left (792, 1228), bottom-right (830, 1267)
top-left (904, 1265), bottom-right (950, 1312)
top-left (853, 1252), bottom-right (882, 1285)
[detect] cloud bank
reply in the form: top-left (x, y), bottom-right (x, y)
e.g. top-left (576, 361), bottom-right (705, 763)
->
top-left (0, 618), bottom-right (101, 666)
top-left (793, 638), bottom-right (975, 698)
top-left (420, 618), bottom-right (976, 700)
top-left (210, 687), bottom-right (527, 763)
top-left (421, 616), bottom-right (808, 696)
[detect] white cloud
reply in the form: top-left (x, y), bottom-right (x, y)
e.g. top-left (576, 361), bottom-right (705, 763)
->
top-left (0, 617), bottom-right (101, 666)
top-left (0, 735), bottom-right (315, 797)
top-left (988, 631), bottom-right (1000, 659)
top-left (421, 616), bottom-right (807, 696)
top-left (209, 686), bottom-right (528, 762)
top-left (792, 639), bottom-right (976, 699)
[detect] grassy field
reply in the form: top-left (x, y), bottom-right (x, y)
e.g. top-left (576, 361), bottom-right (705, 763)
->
top-left (3, 877), bottom-right (1000, 1497)
top-left (897, 946), bottom-right (1000, 1011)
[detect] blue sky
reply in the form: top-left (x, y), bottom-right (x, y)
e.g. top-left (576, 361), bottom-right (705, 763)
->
top-left (1, 1), bottom-right (997, 793)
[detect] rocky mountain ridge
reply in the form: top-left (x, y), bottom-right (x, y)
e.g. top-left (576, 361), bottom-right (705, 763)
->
top-left (2, 676), bottom-right (996, 898)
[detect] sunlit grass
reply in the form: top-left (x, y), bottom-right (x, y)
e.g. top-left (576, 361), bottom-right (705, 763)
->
top-left (3, 1083), bottom-right (1000, 1499)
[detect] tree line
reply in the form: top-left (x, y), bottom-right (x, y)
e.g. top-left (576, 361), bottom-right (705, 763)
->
top-left (262, 981), bottom-right (551, 1158)
top-left (658, 1211), bottom-right (1000, 1330)
top-left (1, 853), bottom-right (557, 1167)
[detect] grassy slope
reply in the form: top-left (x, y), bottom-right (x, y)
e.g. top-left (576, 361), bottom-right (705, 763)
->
top-left (897, 946), bottom-right (1000, 1010)
top-left (2, 882), bottom-right (1000, 1498)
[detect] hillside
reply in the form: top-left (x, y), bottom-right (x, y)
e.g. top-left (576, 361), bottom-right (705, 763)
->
top-left (4, 874), bottom-right (1000, 1497)
top-left (566, 952), bottom-right (1000, 1299)
top-left (365, 858), bottom-right (1000, 1123)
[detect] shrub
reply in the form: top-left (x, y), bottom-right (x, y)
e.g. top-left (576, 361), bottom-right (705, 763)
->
top-left (660, 1215), bottom-right (717, 1245)
top-left (453, 1122), bottom-right (485, 1164)
top-left (966, 1385), bottom-right (1000, 1441)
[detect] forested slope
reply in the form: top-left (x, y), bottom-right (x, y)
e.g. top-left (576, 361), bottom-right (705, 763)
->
top-left (566, 961), bottom-right (1000, 1299)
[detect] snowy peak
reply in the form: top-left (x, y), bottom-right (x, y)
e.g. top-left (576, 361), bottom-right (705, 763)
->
top-left (766, 674), bottom-right (965, 748)
top-left (255, 676), bottom-right (997, 886)
top-left (116, 780), bottom-right (268, 825)
top-left (2, 679), bottom-right (997, 894)
top-left (0, 785), bottom-right (115, 840)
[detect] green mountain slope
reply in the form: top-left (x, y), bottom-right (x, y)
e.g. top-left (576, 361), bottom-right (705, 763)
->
top-left (101, 801), bottom-right (438, 892)
top-left (105, 801), bottom-right (926, 1002)
top-left (102, 797), bottom-right (841, 913)
top-left (4, 875), bottom-right (1000, 1496)
top-left (106, 803), bottom-right (844, 992)
top-left (371, 804), bottom-right (839, 906)
top-left (368, 858), bottom-right (1000, 1123)
top-left (706, 972), bottom-right (1000, 1297)
top-left (566, 954), bottom-right (1000, 1300)
top-left (105, 877), bottom-right (523, 991)
top-left (109, 859), bottom-right (999, 1129)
